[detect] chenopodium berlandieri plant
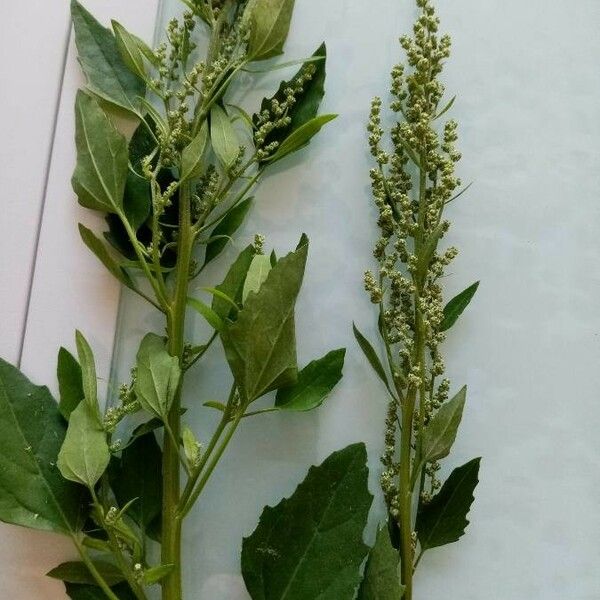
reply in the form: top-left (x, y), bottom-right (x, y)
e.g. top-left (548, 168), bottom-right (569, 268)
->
top-left (355, 1), bottom-right (481, 597)
top-left (0, 0), bottom-right (348, 599)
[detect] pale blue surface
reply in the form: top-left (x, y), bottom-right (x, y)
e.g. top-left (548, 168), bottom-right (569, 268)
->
top-left (111, 1), bottom-right (600, 598)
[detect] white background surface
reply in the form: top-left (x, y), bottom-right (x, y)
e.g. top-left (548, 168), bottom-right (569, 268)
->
top-left (1, 0), bottom-right (599, 599)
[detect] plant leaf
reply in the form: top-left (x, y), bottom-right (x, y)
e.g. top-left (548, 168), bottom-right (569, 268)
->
top-left (48, 561), bottom-right (124, 586)
top-left (245, 0), bottom-right (296, 61)
top-left (242, 443), bottom-right (372, 600)
top-left (181, 122), bottom-right (209, 182)
top-left (221, 238), bottom-right (308, 402)
top-left (71, 91), bottom-right (128, 213)
top-left (71, 0), bottom-right (145, 115)
top-left (268, 114), bottom-right (337, 163)
top-left (110, 432), bottom-right (162, 531)
top-left (440, 282), bottom-right (479, 332)
top-left (64, 582), bottom-right (136, 600)
top-left (79, 224), bottom-right (134, 288)
top-left (0, 359), bottom-right (85, 533)
top-left (212, 244), bottom-right (256, 319)
top-left (357, 526), bottom-right (404, 600)
top-left (416, 458), bottom-right (481, 552)
top-left (204, 198), bottom-right (253, 266)
top-left (75, 330), bottom-right (100, 418)
top-left (57, 347), bottom-right (84, 420)
top-left (134, 334), bottom-right (181, 419)
top-left (352, 323), bottom-right (394, 394)
top-left (242, 254), bottom-right (272, 302)
top-left (275, 348), bottom-right (345, 411)
top-left (210, 105), bottom-right (239, 170)
top-left (421, 386), bottom-right (466, 464)
top-left (144, 564), bottom-right (174, 586)
top-left (255, 43), bottom-right (327, 155)
top-left (57, 402), bottom-right (110, 489)
top-left (111, 20), bottom-right (147, 81)
top-left (187, 297), bottom-right (225, 331)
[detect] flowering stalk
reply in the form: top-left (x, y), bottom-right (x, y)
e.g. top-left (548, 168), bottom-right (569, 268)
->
top-left (357, 1), bottom-right (481, 597)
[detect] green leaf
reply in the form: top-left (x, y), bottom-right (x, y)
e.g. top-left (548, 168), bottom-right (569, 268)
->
top-left (353, 323), bottom-right (393, 394)
top-left (204, 198), bottom-right (253, 266)
top-left (111, 20), bottom-right (147, 81)
top-left (110, 432), bottom-right (162, 531)
top-left (417, 221), bottom-right (445, 275)
top-left (440, 282), bottom-right (479, 332)
top-left (275, 349), bottom-right (345, 411)
top-left (210, 105), bottom-right (239, 170)
top-left (57, 347), bottom-right (84, 420)
top-left (122, 171), bottom-right (151, 231)
top-left (212, 245), bottom-right (256, 319)
top-left (255, 43), bottom-right (327, 155)
top-left (246, 0), bottom-right (296, 61)
top-left (181, 123), bottom-right (209, 182)
top-left (242, 254), bottom-right (272, 302)
top-left (221, 238), bottom-right (309, 402)
top-left (187, 297), bottom-right (225, 331)
top-left (144, 564), bottom-right (174, 586)
top-left (79, 224), bottom-right (133, 288)
top-left (64, 582), bottom-right (136, 600)
top-left (134, 334), bottom-right (181, 419)
top-left (0, 359), bottom-right (85, 533)
top-left (57, 402), bottom-right (110, 489)
top-left (357, 526), bottom-right (404, 600)
top-left (71, 0), bottom-right (145, 115)
top-left (242, 443), bottom-right (372, 600)
top-left (421, 386), bottom-right (466, 464)
top-left (203, 401), bottom-right (227, 412)
top-left (268, 114), bottom-right (337, 163)
top-left (48, 561), bottom-right (124, 586)
top-left (75, 330), bottom-right (99, 418)
top-left (416, 458), bottom-right (481, 552)
top-left (71, 91), bottom-right (128, 214)
top-left (182, 427), bottom-right (201, 467)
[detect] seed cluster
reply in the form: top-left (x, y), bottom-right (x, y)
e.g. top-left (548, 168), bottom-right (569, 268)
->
top-left (364, 0), bottom-right (463, 514)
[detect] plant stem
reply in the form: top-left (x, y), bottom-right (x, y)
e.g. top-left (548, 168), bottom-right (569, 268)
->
top-left (72, 536), bottom-right (121, 600)
top-left (162, 181), bottom-right (194, 600)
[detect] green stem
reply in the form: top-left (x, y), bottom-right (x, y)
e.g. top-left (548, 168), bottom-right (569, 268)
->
top-left (72, 537), bottom-right (121, 600)
top-left (180, 412), bottom-right (243, 517)
top-left (161, 181), bottom-right (194, 600)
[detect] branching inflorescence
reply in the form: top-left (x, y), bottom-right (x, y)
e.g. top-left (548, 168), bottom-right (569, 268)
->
top-left (356, 1), bottom-right (481, 597)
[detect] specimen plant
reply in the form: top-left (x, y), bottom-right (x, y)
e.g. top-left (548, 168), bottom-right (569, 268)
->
top-left (0, 0), bottom-right (353, 598)
top-left (354, 0), bottom-right (481, 597)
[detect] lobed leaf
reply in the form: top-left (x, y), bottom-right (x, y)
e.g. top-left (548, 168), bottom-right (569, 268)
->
top-left (242, 443), bottom-right (373, 600)
top-left (416, 458), bottom-right (481, 552)
top-left (275, 348), bottom-right (345, 412)
top-left (221, 238), bottom-right (309, 403)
